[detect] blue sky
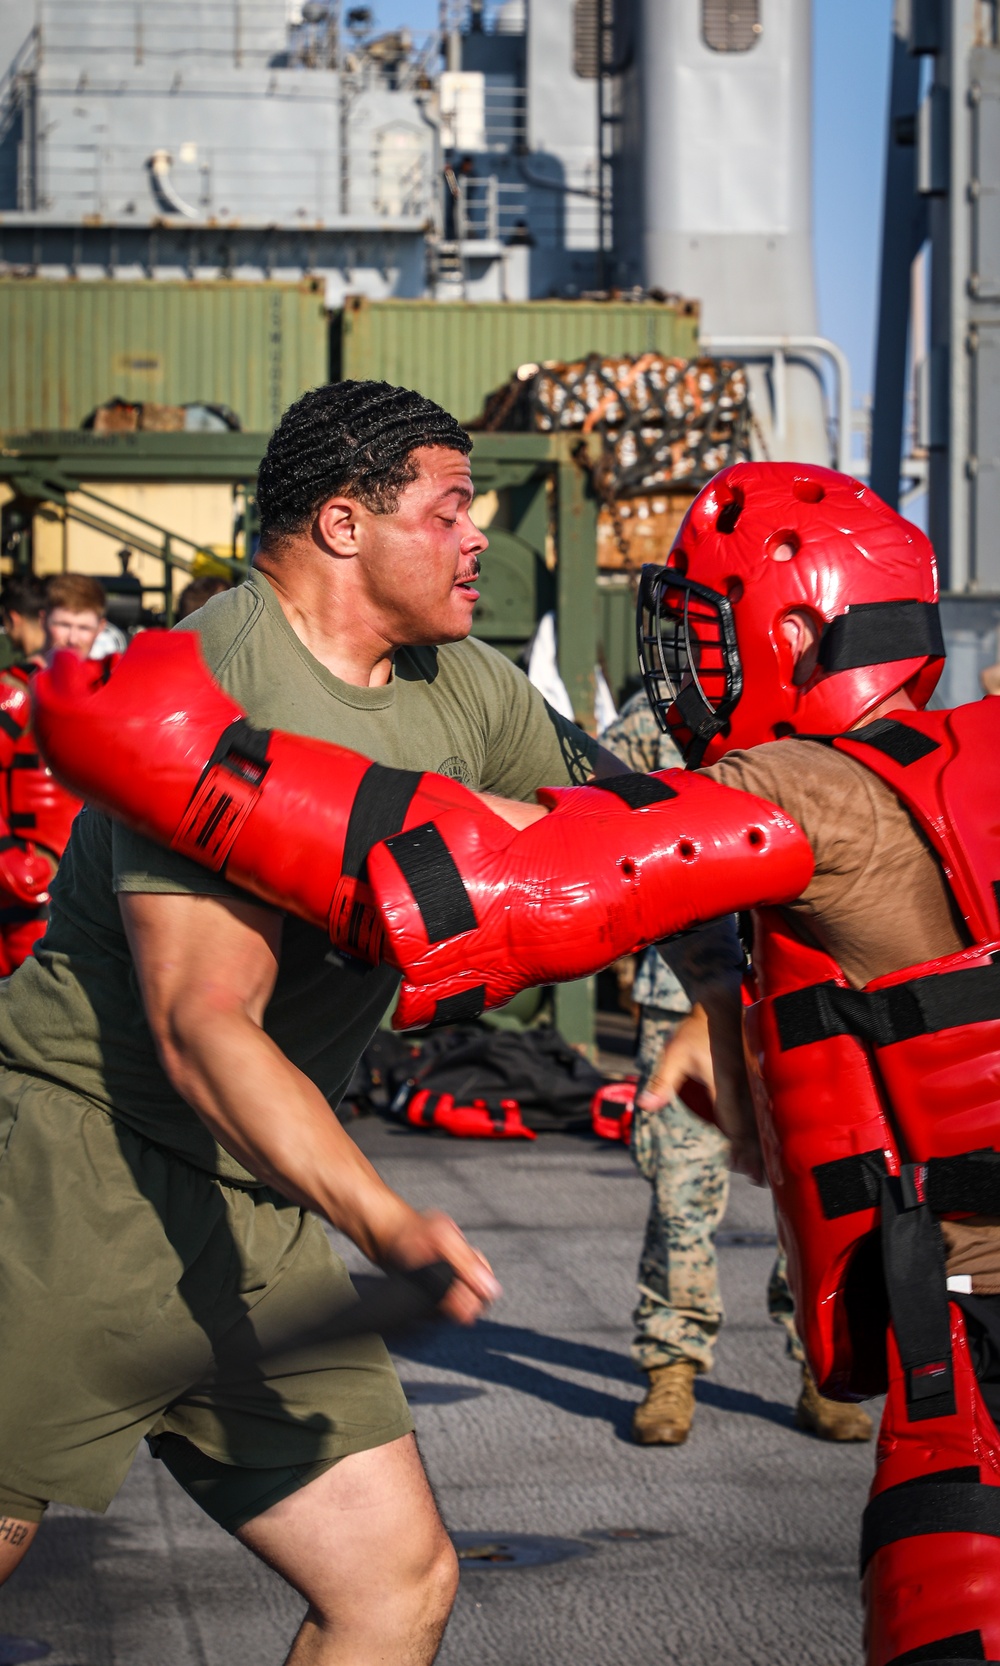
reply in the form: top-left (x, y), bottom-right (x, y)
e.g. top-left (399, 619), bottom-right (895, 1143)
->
top-left (813, 0), bottom-right (893, 403)
top-left (373, 0), bottom-right (894, 405)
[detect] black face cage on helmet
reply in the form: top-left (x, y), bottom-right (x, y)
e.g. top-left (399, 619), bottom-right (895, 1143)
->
top-left (636, 565), bottom-right (743, 764)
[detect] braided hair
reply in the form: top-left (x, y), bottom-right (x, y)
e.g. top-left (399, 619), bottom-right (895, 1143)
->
top-left (256, 381), bottom-right (472, 544)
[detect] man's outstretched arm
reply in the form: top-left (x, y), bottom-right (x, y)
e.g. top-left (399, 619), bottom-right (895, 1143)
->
top-left (119, 887), bottom-right (500, 1324)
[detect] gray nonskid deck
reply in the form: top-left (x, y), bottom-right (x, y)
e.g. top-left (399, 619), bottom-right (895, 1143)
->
top-left (1, 1120), bottom-right (873, 1666)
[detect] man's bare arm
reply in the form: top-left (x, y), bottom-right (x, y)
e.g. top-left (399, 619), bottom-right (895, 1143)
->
top-left (653, 923), bottom-right (764, 1184)
top-left (473, 740), bottom-right (630, 830)
top-left (119, 889), bottom-right (500, 1322)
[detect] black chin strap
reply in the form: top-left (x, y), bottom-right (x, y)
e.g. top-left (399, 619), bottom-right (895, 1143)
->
top-left (818, 600), bottom-right (945, 674)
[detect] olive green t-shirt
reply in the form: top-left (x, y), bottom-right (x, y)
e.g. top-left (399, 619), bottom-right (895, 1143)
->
top-left (0, 575), bottom-right (597, 1181)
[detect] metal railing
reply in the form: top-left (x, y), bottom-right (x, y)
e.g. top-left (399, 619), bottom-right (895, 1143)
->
top-left (456, 176), bottom-right (528, 241)
top-left (482, 84), bottom-right (527, 150)
top-left (701, 333), bottom-right (853, 474)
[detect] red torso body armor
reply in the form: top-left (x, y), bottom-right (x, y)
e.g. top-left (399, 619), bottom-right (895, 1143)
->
top-left (0, 666), bottom-right (83, 861)
top-left (743, 700), bottom-right (1000, 1666)
top-left (0, 665), bottom-right (82, 973)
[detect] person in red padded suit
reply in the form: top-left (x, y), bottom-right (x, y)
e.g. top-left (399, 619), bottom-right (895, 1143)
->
top-left (0, 574), bottom-right (105, 973)
top-left (37, 461), bottom-right (1000, 1666)
top-left (365, 460), bottom-right (1000, 1666)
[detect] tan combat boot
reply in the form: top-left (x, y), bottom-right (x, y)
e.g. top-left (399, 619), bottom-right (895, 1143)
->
top-left (794, 1366), bottom-right (873, 1442)
top-left (632, 1361), bottom-right (697, 1445)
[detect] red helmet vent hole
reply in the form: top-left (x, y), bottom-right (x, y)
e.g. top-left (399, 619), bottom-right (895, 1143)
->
top-left (669, 548), bottom-right (689, 576)
top-left (678, 840), bottom-right (696, 861)
top-left (747, 828), bottom-right (764, 848)
top-left (765, 530), bottom-right (800, 562)
top-left (727, 578), bottom-right (744, 602)
top-left (715, 491), bottom-right (744, 534)
top-left (792, 479), bottom-right (824, 504)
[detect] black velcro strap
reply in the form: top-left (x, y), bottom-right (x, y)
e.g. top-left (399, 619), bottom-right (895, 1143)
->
top-left (9, 813), bottom-right (35, 831)
top-left (382, 823), bottom-right (478, 944)
top-left (860, 1480), bottom-right (1000, 1573)
top-left (925, 1151), bottom-right (1000, 1215)
top-left (207, 717), bottom-right (272, 779)
top-left (886, 1631), bottom-right (989, 1665)
top-left (416, 1095), bottom-right (441, 1127)
top-left (173, 718), bottom-right (273, 871)
top-left (341, 764), bottom-right (422, 879)
top-left (0, 902), bottom-right (46, 925)
top-left (813, 1148), bottom-right (887, 1219)
top-left (10, 753), bottom-right (40, 770)
top-left (819, 600), bottom-right (945, 673)
top-left (0, 710), bottom-right (23, 742)
top-left (848, 717), bottom-right (942, 766)
top-left (433, 986), bottom-right (486, 1026)
top-left (594, 773), bottom-right (678, 808)
top-left (814, 1148), bottom-right (1000, 1221)
top-left (881, 1174), bottom-right (955, 1421)
top-left (775, 964), bottom-right (1000, 1052)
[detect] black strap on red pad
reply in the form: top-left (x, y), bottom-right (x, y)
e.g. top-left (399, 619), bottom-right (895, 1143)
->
top-left (885, 1628), bottom-right (991, 1665)
top-left (174, 718), bottom-right (273, 870)
top-left (861, 1473), bottom-right (1000, 1574)
top-left (881, 1173), bottom-right (956, 1421)
top-left (432, 986), bottom-right (486, 1025)
top-left (819, 600), bottom-right (945, 673)
top-left (775, 964), bottom-right (1000, 1052)
top-left (813, 1148), bottom-right (1000, 1222)
top-left (812, 1148), bottom-right (888, 1218)
top-left (847, 717), bottom-right (942, 766)
top-left (341, 764), bottom-right (422, 878)
top-left (594, 773), bottom-right (678, 808)
top-left (381, 822), bottom-right (478, 944)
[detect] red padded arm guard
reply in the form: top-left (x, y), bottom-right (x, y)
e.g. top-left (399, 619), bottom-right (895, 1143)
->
top-left (31, 635), bottom-right (482, 958)
top-left (0, 674), bottom-right (31, 768)
top-left (365, 770), bottom-right (815, 1028)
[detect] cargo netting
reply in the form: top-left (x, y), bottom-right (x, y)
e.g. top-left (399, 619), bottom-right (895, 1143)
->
top-left (479, 352), bottom-right (752, 498)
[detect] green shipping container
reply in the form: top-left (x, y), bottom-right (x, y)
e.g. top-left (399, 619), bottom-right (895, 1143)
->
top-left (337, 296), bottom-right (700, 424)
top-left (0, 280), bottom-right (330, 435)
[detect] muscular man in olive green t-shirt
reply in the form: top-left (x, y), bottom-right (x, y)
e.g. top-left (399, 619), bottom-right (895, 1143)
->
top-left (0, 383), bottom-right (618, 1666)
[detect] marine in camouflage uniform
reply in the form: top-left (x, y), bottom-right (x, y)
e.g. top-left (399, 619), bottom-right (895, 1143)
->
top-left (601, 694), bottom-right (802, 1376)
top-left (602, 691), bottom-right (870, 1443)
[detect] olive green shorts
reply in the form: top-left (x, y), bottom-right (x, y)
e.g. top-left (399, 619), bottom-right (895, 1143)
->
top-left (0, 1068), bottom-right (413, 1530)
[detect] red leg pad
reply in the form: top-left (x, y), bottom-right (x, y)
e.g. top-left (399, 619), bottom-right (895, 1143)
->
top-left (863, 1306), bottom-right (1000, 1666)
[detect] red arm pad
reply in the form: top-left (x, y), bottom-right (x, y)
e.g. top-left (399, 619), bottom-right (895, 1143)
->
top-left (364, 769), bottom-right (815, 1028)
top-left (31, 635), bottom-right (483, 959)
top-left (0, 675), bottom-right (30, 770)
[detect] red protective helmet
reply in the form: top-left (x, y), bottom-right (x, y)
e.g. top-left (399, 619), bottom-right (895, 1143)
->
top-left (636, 461), bottom-right (944, 765)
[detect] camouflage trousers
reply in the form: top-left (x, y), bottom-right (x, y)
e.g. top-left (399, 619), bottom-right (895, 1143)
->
top-left (630, 1009), bottom-right (805, 1374)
